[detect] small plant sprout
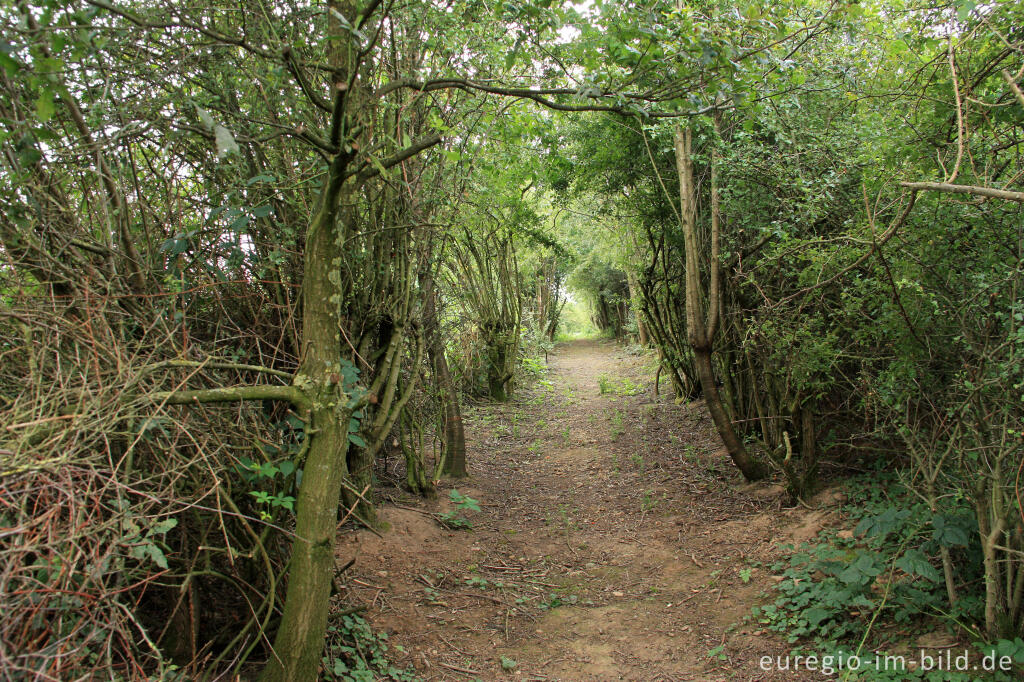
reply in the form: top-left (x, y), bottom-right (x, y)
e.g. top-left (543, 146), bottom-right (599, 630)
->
top-left (439, 489), bottom-right (481, 529)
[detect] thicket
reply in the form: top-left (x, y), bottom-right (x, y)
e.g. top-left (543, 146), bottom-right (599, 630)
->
top-left (1, 0), bottom-right (1022, 679)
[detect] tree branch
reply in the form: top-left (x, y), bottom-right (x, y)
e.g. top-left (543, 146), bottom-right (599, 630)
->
top-left (283, 46), bottom-right (333, 113)
top-left (146, 359), bottom-right (294, 381)
top-left (371, 78), bottom-right (724, 117)
top-left (351, 133), bottom-right (442, 184)
top-left (778, 190), bottom-right (919, 305)
top-left (1002, 70), bottom-right (1024, 110)
top-left (899, 181), bottom-right (1024, 203)
top-left (149, 384), bottom-right (310, 411)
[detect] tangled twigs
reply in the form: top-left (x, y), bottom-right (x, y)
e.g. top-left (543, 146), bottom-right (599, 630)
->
top-left (0, 298), bottom-right (300, 680)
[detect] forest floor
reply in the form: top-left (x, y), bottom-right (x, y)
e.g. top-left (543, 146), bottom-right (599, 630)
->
top-left (339, 340), bottom-right (844, 681)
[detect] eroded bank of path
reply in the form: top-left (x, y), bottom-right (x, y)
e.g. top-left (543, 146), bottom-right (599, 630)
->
top-left (342, 340), bottom-right (832, 681)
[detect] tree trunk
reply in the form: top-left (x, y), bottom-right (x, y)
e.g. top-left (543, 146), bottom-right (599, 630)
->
top-left (675, 124), bottom-right (765, 481)
top-left (437, 346), bottom-right (467, 476)
top-left (798, 402), bottom-right (818, 495)
top-left (422, 262), bottom-right (467, 477)
top-left (261, 0), bottom-right (361, 666)
top-left (261, 176), bottom-right (354, 681)
top-left (487, 340), bottom-right (510, 402)
top-left (693, 349), bottom-right (766, 479)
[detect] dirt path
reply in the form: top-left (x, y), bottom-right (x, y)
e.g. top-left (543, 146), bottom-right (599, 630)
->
top-left (342, 340), bottom-right (834, 681)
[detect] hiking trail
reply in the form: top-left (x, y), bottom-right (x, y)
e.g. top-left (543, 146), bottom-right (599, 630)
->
top-left (342, 340), bottom-right (835, 681)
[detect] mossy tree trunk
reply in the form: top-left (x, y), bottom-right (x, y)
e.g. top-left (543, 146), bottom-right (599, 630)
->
top-left (260, 135), bottom-right (358, 682)
top-left (261, 2), bottom-right (360, 678)
top-left (675, 124), bottom-right (766, 482)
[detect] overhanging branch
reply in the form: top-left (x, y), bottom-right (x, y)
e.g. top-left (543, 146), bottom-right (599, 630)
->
top-left (371, 78), bottom-right (723, 118)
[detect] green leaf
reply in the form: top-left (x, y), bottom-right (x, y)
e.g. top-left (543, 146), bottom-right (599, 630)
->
top-left (160, 235), bottom-right (189, 256)
top-left (839, 552), bottom-right (883, 584)
top-left (151, 518), bottom-right (178, 534)
top-left (366, 153), bottom-right (388, 177)
top-left (35, 93), bottom-right (55, 122)
top-left (932, 514), bottom-right (972, 547)
top-left (228, 214), bottom-right (250, 231)
top-left (804, 607), bottom-right (831, 628)
top-left (340, 362), bottom-right (359, 387)
top-left (147, 545), bottom-right (169, 569)
top-left (0, 51), bottom-right (18, 74)
top-left (855, 507), bottom-right (910, 539)
top-left (993, 638), bottom-right (1024, 663)
top-left (894, 550), bottom-right (940, 582)
top-left (348, 433), bottom-right (367, 448)
top-left (956, 0), bottom-right (976, 21)
top-left (272, 495), bottom-right (295, 510)
top-left (207, 205), bottom-right (229, 222)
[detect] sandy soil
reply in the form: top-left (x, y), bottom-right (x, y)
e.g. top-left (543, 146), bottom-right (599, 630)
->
top-left (336, 340), bottom-right (840, 681)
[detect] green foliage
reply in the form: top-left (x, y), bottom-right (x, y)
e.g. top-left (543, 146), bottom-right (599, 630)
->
top-left (609, 409), bottom-right (625, 440)
top-left (235, 434), bottom-right (303, 520)
top-left (567, 252), bottom-right (630, 339)
top-left (598, 373), bottom-right (644, 396)
top-left (120, 510), bottom-right (178, 570)
top-left (554, 300), bottom-right (603, 340)
top-left (520, 354), bottom-right (548, 378)
top-left (5, 0), bottom-right (1024, 675)
top-left (753, 473), bottom-right (1011, 678)
top-left (538, 592), bottom-right (578, 610)
top-left (439, 489), bottom-right (481, 530)
top-left (706, 644), bottom-right (728, 662)
top-left (465, 575), bottom-right (496, 589)
top-left (322, 614), bottom-right (419, 682)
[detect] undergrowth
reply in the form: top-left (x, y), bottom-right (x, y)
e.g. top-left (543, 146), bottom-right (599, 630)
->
top-left (752, 471), bottom-right (1024, 680)
top-left (322, 613), bottom-right (419, 682)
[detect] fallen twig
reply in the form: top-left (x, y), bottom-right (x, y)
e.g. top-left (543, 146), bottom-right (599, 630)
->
top-left (438, 662), bottom-right (480, 675)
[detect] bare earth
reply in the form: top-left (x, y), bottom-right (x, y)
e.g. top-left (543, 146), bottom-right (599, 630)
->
top-left (338, 340), bottom-right (837, 681)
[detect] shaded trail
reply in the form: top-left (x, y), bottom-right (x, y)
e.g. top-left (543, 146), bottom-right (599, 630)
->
top-left (344, 340), bottom-right (831, 680)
